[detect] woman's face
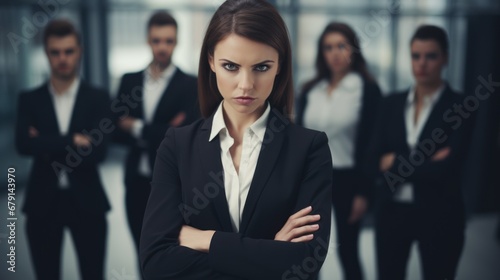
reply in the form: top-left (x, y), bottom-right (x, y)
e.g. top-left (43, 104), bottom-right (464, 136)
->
top-left (410, 39), bottom-right (447, 86)
top-left (322, 32), bottom-right (352, 75)
top-left (209, 34), bottom-right (279, 118)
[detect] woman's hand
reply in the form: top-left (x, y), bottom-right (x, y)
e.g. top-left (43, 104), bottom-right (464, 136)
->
top-left (379, 152), bottom-right (396, 172)
top-left (178, 225), bottom-right (215, 253)
top-left (431, 147), bottom-right (451, 161)
top-left (348, 195), bottom-right (368, 224)
top-left (275, 206), bottom-right (321, 243)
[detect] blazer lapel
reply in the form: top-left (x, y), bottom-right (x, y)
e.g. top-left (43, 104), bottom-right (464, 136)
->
top-left (68, 82), bottom-right (86, 133)
top-left (133, 72), bottom-right (145, 119)
top-left (417, 85), bottom-right (452, 144)
top-left (198, 115), bottom-right (234, 232)
top-left (239, 108), bottom-right (287, 234)
top-left (151, 69), bottom-right (182, 123)
top-left (40, 84), bottom-right (63, 135)
top-left (396, 92), bottom-right (410, 153)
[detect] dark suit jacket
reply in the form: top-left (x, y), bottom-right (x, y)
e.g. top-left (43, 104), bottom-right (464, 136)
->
top-left (15, 81), bottom-right (111, 216)
top-left (113, 68), bottom-right (199, 185)
top-left (296, 78), bottom-right (382, 197)
top-left (365, 84), bottom-right (474, 229)
top-left (140, 108), bottom-right (333, 280)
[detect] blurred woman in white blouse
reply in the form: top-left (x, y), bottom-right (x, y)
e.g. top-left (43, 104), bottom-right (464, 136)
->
top-left (296, 22), bottom-right (382, 280)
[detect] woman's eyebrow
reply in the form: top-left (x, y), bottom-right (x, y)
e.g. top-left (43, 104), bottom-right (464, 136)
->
top-left (218, 58), bottom-right (276, 66)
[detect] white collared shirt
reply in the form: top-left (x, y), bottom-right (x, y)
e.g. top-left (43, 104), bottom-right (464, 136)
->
top-left (49, 78), bottom-right (81, 188)
top-left (303, 72), bottom-right (363, 168)
top-left (133, 63), bottom-right (177, 176)
top-left (394, 84), bottom-right (445, 202)
top-left (209, 101), bottom-right (270, 232)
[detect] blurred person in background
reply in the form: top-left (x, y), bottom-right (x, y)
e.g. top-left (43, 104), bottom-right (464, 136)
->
top-left (296, 22), bottom-right (382, 280)
top-left (113, 10), bottom-right (199, 260)
top-left (15, 19), bottom-right (111, 280)
top-left (365, 25), bottom-right (475, 280)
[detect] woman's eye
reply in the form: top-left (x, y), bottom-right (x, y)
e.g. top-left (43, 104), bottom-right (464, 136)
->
top-left (426, 53), bottom-right (438, 60)
top-left (338, 43), bottom-right (346, 50)
top-left (255, 65), bottom-right (269, 72)
top-left (223, 63), bottom-right (238, 71)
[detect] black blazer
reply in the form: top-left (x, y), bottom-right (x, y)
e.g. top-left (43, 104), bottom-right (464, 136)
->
top-left (365, 84), bottom-right (474, 228)
top-left (15, 81), bottom-right (111, 216)
top-left (140, 108), bottom-right (333, 280)
top-left (296, 78), bottom-right (382, 197)
top-left (113, 68), bottom-right (199, 185)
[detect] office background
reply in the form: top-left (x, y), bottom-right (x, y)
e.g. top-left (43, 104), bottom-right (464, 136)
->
top-left (0, 0), bottom-right (499, 279)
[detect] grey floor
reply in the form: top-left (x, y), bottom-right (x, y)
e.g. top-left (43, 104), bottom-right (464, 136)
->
top-left (1, 145), bottom-right (499, 280)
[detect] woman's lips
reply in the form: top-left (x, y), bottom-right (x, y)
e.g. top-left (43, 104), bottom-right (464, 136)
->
top-left (234, 96), bottom-right (256, 105)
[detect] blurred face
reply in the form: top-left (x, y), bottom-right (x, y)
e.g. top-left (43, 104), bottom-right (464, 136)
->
top-left (45, 35), bottom-right (81, 80)
top-left (411, 39), bottom-right (447, 86)
top-left (148, 25), bottom-right (177, 68)
top-left (322, 32), bottom-right (352, 75)
top-left (209, 34), bottom-right (279, 118)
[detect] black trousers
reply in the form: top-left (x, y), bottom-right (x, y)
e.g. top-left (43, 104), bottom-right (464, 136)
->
top-left (376, 202), bottom-right (464, 280)
top-left (332, 168), bottom-right (364, 280)
top-left (125, 175), bottom-right (151, 253)
top-left (26, 189), bottom-right (107, 280)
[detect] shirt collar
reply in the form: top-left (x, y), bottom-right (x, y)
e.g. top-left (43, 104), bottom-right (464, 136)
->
top-left (209, 102), bottom-right (227, 142)
top-left (209, 101), bottom-right (271, 142)
top-left (48, 77), bottom-right (80, 98)
top-left (406, 83), bottom-right (445, 106)
top-left (248, 103), bottom-right (270, 142)
top-left (145, 63), bottom-right (177, 81)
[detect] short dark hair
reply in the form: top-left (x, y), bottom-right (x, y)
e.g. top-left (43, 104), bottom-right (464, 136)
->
top-left (411, 25), bottom-right (449, 55)
top-left (147, 11), bottom-right (177, 31)
top-left (198, 0), bottom-right (294, 120)
top-left (43, 19), bottom-right (81, 47)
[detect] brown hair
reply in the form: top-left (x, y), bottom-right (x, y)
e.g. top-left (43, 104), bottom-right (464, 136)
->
top-left (147, 11), bottom-right (177, 31)
top-left (411, 25), bottom-right (449, 55)
top-left (301, 22), bottom-right (373, 95)
top-left (43, 19), bottom-right (81, 48)
top-left (198, 0), bottom-right (294, 119)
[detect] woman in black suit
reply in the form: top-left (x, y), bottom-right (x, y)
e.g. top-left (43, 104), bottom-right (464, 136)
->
top-left (296, 22), bottom-right (382, 280)
top-left (139, 1), bottom-right (333, 279)
top-left (365, 25), bottom-right (473, 280)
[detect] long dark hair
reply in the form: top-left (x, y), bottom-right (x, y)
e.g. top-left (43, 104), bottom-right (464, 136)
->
top-left (301, 22), bottom-right (373, 95)
top-left (198, 0), bottom-right (294, 120)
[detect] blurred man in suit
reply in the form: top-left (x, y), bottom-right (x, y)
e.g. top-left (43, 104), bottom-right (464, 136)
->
top-left (114, 10), bottom-right (199, 256)
top-left (15, 19), bottom-right (111, 280)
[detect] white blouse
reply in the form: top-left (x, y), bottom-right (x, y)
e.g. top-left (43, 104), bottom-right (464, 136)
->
top-left (303, 72), bottom-right (364, 168)
top-left (209, 101), bottom-right (270, 232)
top-left (49, 78), bottom-right (80, 188)
top-left (394, 84), bottom-right (445, 203)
